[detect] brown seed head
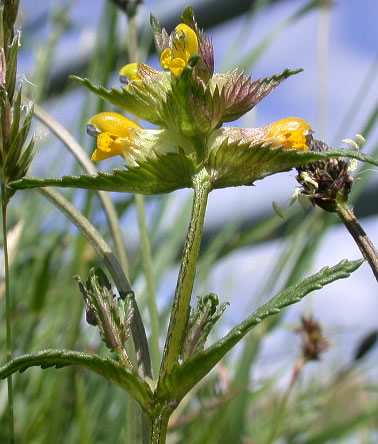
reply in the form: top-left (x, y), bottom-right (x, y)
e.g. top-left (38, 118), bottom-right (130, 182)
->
top-left (296, 315), bottom-right (329, 361)
top-left (296, 139), bottom-right (354, 212)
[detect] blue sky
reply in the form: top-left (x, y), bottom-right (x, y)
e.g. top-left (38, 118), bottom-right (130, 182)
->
top-left (18, 0), bottom-right (378, 378)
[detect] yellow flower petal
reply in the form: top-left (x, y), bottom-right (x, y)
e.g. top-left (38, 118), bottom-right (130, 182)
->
top-left (167, 58), bottom-right (186, 77)
top-left (88, 112), bottom-right (140, 161)
top-left (173, 24), bottom-right (198, 59)
top-left (119, 62), bottom-right (141, 82)
top-left (160, 48), bottom-right (173, 70)
top-left (91, 132), bottom-right (132, 161)
top-left (88, 112), bottom-right (139, 137)
top-left (265, 117), bottom-right (312, 151)
top-left (160, 23), bottom-right (199, 76)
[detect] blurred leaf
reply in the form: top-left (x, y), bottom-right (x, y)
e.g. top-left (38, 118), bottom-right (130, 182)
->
top-left (334, 57), bottom-right (378, 142)
top-left (296, 405), bottom-right (378, 444)
top-left (30, 234), bottom-right (64, 313)
top-left (165, 259), bottom-right (363, 400)
top-left (350, 102), bottom-right (378, 200)
top-left (238, 0), bottom-right (329, 70)
top-left (216, 335), bottom-right (262, 444)
top-left (75, 375), bottom-right (92, 444)
top-left (353, 330), bottom-right (378, 362)
top-left (221, 0), bottom-right (272, 69)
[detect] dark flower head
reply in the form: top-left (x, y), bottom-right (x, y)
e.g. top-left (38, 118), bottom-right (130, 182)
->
top-left (296, 139), bottom-right (354, 212)
top-left (296, 315), bottom-right (329, 362)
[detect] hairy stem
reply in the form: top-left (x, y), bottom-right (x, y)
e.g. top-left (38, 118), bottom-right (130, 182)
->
top-left (135, 194), bottom-right (160, 377)
top-left (151, 405), bottom-right (173, 444)
top-left (1, 185), bottom-right (15, 444)
top-left (336, 202), bottom-right (378, 282)
top-left (160, 169), bottom-right (211, 381)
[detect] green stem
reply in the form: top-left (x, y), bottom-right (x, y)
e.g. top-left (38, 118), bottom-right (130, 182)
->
top-left (159, 169), bottom-right (211, 381)
top-left (135, 194), bottom-right (160, 377)
top-left (336, 201), bottom-right (378, 282)
top-left (151, 405), bottom-right (173, 444)
top-left (1, 185), bottom-right (15, 444)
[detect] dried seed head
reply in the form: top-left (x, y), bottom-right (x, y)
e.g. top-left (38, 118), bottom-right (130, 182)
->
top-left (295, 315), bottom-right (329, 362)
top-left (296, 138), bottom-right (354, 212)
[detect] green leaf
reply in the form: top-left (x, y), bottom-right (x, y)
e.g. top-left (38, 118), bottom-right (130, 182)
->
top-left (72, 72), bottom-right (170, 126)
top-left (0, 349), bottom-right (153, 413)
top-left (164, 259), bottom-right (363, 400)
top-left (207, 138), bottom-right (378, 188)
top-left (10, 152), bottom-right (195, 194)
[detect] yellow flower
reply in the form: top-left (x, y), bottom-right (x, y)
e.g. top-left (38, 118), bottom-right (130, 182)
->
top-left (160, 23), bottom-right (199, 77)
top-left (119, 62), bottom-right (141, 83)
top-left (87, 112), bottom-right (140, 161)
top-left (264, 117), bottom-right (312, 151)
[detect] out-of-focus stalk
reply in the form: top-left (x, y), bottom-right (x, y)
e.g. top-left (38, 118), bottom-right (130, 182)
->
top-left (1, 183), bottom-right (14, 443)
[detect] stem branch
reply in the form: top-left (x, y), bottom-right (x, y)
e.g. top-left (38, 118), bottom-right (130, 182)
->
top-left (336, 202), bottom-right (378, 282)
top-left (1, 185), bottom-right (15, 444)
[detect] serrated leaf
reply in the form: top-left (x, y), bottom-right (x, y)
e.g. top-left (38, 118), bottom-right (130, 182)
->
top-left (0, 349), bottom-right (153, 412)
top-left (72, 74), bottom-right (170, 126)
top-left (219, 68), bottom-right (303, 123)
top-left (10, 152), bottom-right (195, 194)
top-left (207, 137), bottom-right (378, 188)
top-left (163, 259), bottom-right (363, 400)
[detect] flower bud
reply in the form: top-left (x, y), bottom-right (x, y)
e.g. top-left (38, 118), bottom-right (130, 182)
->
top-left (264, 117), bottom-right (312, 151)
top-left (119, 62), bottom-right (141, 84)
